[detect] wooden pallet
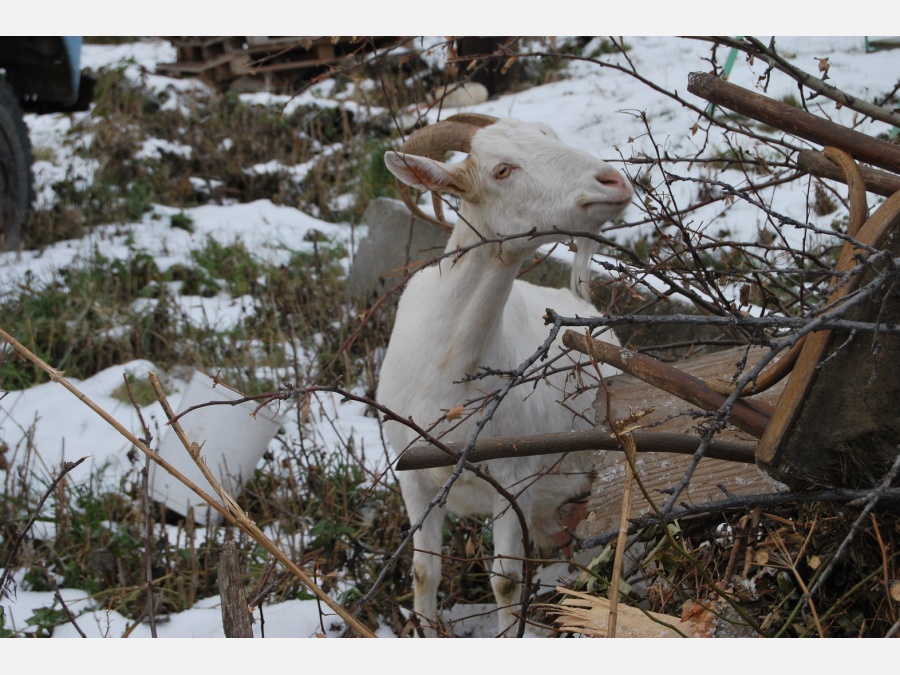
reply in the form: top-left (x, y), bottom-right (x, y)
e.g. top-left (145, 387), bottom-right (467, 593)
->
top-left (157, 36), bottom-right (407, 92)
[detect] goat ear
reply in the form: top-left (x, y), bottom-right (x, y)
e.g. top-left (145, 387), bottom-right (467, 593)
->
top-left (384, 152), bottom-right (469, 197)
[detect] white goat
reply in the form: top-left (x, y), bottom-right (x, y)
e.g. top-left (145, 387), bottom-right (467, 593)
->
top-left (376, 114), bottom-right (632, 636)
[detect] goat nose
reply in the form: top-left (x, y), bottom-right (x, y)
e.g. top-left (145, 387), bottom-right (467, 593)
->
top-left (595, 169), bottom-right (633, 202)
top-left (595, 169), bottom-right (625, 188)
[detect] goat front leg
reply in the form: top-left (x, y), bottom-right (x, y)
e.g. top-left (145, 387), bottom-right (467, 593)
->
top-left (490, 492), bottom-right (532, 637)
top-left (399, 473), bottom-right (444, 637)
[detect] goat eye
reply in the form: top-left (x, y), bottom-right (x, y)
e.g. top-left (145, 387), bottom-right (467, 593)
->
top-left (493, 164), bottom-right (513, 180)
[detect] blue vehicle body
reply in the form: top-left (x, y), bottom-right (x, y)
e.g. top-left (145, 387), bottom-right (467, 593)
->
top-left (0, 36), bottom-right (93, 113)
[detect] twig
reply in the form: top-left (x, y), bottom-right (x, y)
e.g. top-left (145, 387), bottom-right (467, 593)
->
top-left (396, 428), bottom-right (757, 470)
top-left (547, 311), bottom-right (900, 337)
top-left (607, 425), bottom-right (638, 637)
top-left (0, 456), bottom-right (86, 600)
top-left (122, 373), bottom-right (158, 639)
top-left (37, 560), bottom-right (86, 638)
top-left (868, 513), bottom-right (897, 626)
top-left (141, 458), bottom-right (157, 639)
top-left (807, 449), bottom-right (900, 601)
top-left (692, 36), bottom-right (900, 129)
top-left (580, 486), bottom-right (900, 549)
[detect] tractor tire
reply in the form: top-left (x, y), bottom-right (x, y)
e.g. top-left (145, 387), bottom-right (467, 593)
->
top-left (0, 75), bottom-right (34, 250)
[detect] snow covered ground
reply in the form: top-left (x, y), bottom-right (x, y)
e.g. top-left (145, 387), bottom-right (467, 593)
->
top-left (1, 34), bottom-right (897, 654)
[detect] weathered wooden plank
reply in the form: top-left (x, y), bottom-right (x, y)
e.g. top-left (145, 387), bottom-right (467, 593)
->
top-left (580, 346), bottom-right (787, 537)
top-left (159, 37), bottom-right (409, 90)
top-left (563, 332), bottom-right (773, 438)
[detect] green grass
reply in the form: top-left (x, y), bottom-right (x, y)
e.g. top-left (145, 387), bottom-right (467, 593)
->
top-left (0, 231), bottom-right (360, 393)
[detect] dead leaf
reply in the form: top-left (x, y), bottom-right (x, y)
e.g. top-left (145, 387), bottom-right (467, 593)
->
top-left (818, 57), bottom-right (829, 73)
top-left (501, 56), bottom-right (518, 74)
top-left (445, 404), bottom-right (465, 421)
top-left (299, 395), bottom-right (311, 423)
top-left (680, 600), bottom-right (717, 638)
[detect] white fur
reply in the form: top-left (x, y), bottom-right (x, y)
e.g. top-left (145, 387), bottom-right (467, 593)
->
top-left (377, 118), bottom-right (632, 636)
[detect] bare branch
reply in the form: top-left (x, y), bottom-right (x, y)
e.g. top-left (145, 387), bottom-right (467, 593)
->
top-left (692, 36), bottom-right (900, 129)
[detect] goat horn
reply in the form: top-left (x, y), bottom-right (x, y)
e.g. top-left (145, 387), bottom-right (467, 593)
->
top-left (399, 113), bottom-right (499, 158)
top-left (395, 114), bottom-right (499, 233)
top-left (443, 112), bottom-right (499, 129)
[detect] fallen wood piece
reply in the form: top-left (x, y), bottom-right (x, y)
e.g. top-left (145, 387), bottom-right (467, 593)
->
top-left (547, 588), bottom-right (717, 638)
top-left (562, 332), bottom-right (773, 438)
top-left (395, 428), bottom-right (757, 471)
top-left (687, 71), bottom-right (900, 174)
top-left (798, 149), bottom-right (900, 199)
top-left (705, 337), bottom-right (800, 397)
top-left (219, 541), bottom-right (254, 638)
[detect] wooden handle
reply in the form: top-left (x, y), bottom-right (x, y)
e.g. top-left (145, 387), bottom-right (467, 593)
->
top-left (688, 71), bottom-right (900, 174)
top-left (564, 332), bottom-right (772, 438)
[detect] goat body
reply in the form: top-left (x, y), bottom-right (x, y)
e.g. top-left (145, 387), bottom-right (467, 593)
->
top-left (377, 117), bottom-right (632, 636)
